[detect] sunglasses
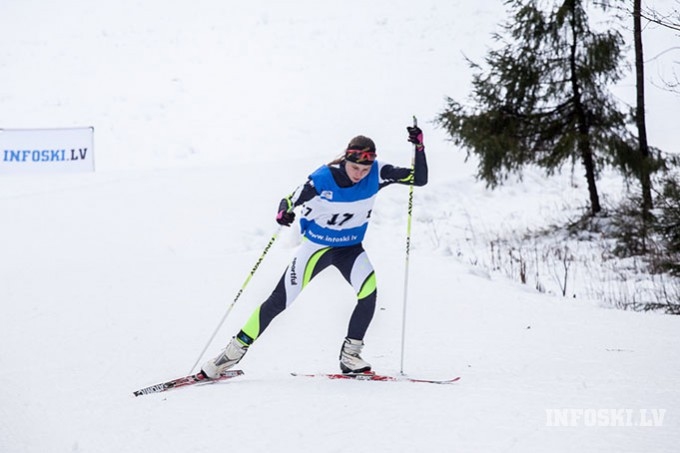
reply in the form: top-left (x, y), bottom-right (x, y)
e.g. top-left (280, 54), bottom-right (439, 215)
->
top-left (346, 148), bottom-right (376, 163)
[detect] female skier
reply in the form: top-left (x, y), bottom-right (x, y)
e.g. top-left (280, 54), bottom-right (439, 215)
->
top-left (201, 124), bottom-right (428, 377)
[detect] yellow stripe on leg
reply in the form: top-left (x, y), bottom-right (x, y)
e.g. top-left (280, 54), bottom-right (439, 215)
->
top-left (357, 272), bottom-right (376, 299)
top-left (241, 306), bottom-right (262, 341)
top-left (303, 247), bottom-right (331, 288)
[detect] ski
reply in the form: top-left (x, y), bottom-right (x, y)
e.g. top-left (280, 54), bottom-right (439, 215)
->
top-left (133, 370), bottom-right (244, 397)
top-left (290, 371), bottom-right (460, 385)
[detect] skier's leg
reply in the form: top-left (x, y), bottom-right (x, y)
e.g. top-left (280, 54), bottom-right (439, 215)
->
top-left (202, 241), bottom-right (332, 377)
top-left (239, 240), bottom-right (333, 342)
top-left (337, 245), bottom-right (377, 340)
top-left (336, 244), bottom-right (376, 373)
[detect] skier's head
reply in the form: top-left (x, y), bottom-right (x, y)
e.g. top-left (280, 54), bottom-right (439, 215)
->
top-left (345, 135), bottom-right (376, 165)
top-left (342, 135), bottom-right (375, 183)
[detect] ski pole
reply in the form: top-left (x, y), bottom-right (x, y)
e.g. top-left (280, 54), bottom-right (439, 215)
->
top-left (400, 115), bottom-right (417, 375)
top-left (188, 225), bottom-right (282, 374)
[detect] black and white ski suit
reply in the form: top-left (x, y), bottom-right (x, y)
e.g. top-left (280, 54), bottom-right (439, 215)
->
top-left (235, 151), bottom-right (428, 346)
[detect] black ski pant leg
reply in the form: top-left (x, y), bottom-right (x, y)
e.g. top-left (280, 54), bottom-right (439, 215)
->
top-left (238, 241), bottom-right (332, 343)
top-left (335, 244), bottom-right (377, 341)
top-left (237, 273), bottom-right (288, 344)
top-left (346, 289), bottom-right (376, 341)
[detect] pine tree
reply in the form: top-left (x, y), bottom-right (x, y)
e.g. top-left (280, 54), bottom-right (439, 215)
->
top-left (655, 174), bottom-right (680, 276)
top-left (438, 0), bottom-right (633, 215)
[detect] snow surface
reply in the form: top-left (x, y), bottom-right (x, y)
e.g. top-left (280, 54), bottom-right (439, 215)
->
top-left (1, 1), bottom-right (679, 452)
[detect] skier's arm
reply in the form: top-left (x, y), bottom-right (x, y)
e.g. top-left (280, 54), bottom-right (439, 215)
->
top-left (378, 147), bottom-right (428, 188)
top-left (378, 125), bottom-right (428, 188)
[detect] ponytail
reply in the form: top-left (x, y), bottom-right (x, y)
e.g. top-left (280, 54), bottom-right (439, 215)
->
top-left (327, 152), bottom-right (345, 166)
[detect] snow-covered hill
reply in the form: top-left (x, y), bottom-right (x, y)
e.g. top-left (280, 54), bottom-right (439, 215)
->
top-left (1, 1), bottom-right (678, 452)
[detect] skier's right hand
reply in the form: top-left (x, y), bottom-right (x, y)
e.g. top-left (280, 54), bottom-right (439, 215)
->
top-left (276, 209), bottom-right (296, 226)
top-left (407, 125), bottom-right (424, 150)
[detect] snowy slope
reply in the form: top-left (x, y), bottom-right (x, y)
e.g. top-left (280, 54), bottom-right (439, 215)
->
top-left (1, 1), bottom-right (679, 452)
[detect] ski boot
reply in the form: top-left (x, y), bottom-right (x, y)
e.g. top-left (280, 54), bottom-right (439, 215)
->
top-left (339, 337), bottom-right (371, 374)
top-left (201, 336), bottom-right (249, 379)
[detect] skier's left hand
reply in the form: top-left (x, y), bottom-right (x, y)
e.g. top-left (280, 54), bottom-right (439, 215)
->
top-left (407, 125), bottom-right (424, 150)
top-left (276, 209), bottom-right (296, 227)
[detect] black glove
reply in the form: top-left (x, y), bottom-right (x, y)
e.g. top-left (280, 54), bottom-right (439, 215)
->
top-left (276, 209), bottom-right (296, 226)
top-left (407, 126), bottom-right (424, 150)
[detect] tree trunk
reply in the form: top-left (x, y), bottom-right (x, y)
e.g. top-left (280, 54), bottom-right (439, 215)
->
top-left (580, 137), bottom-right (602, 215)
top-left (634, 0), bottom-right (654, 217)
top-left (568, 0), bottom-right (601, 215)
